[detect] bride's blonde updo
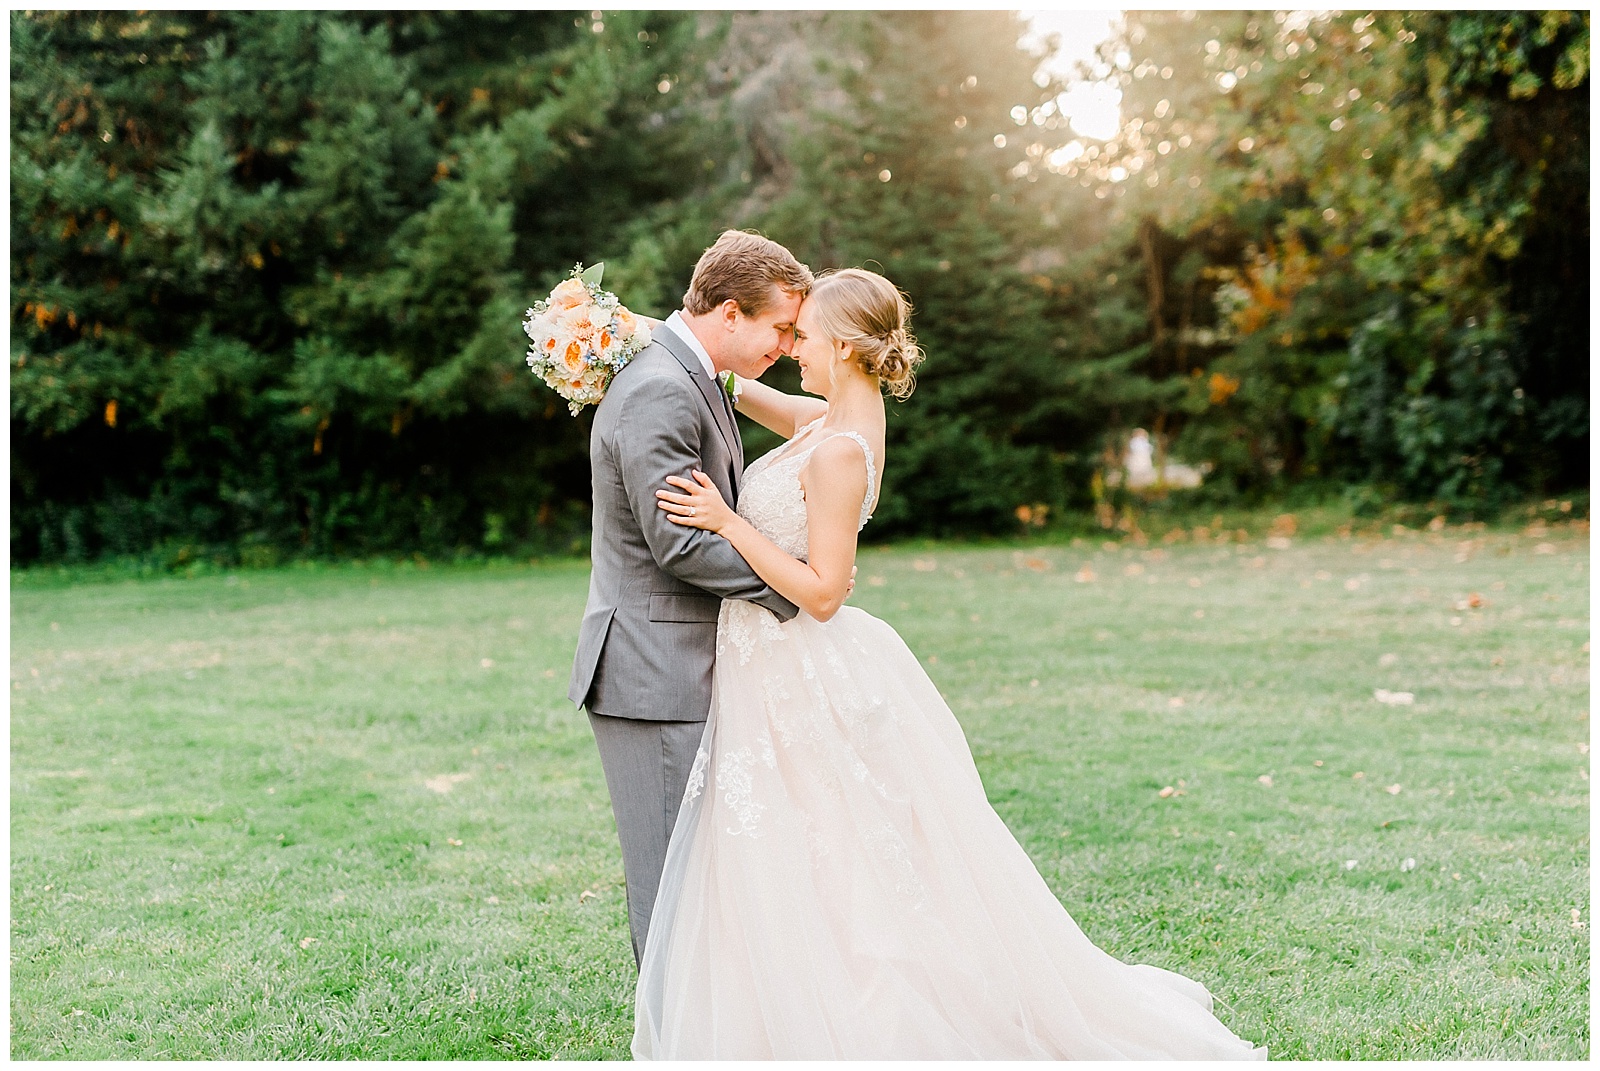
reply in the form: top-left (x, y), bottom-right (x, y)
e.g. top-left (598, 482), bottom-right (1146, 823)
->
top-left (807, 268), bottom-right (924, 399)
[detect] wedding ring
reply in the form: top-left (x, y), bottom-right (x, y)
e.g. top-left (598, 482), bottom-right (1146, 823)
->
top-left (687, 506), bottom-right (697, 517)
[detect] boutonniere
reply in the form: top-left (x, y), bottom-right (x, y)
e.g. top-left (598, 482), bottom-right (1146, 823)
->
top-left (717, 370), bottom-right (742, 404)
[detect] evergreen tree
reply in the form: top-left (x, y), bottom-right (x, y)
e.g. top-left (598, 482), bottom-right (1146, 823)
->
top-left (11, 10), bottom-right (733, 562)
top-left (752, 10), bottom-right (1145, 535)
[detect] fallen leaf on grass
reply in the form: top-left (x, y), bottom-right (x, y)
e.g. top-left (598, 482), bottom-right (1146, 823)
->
top-left (1374, 689), bottom-right (1415, 705)
top-left (480, 658), bottom-right (495, 669)
top-left (1258, 774), bottom-right (1274, 787)
top-left (1400, 857), bottom-right (1416, 872)
top-left (579, 889), bottom-right (596, 903)
top-left (425, 773), bottom-right (473, 794)
top-left (1572, 909), bottom-right (1586, 930)
top-left (1344, 859), bottom-right (1358, 870)
top-left (1534, 543), bottom-right (1556, 555)
top-left (913, 558), bottom-right (937, 572)
top-left (447, 838), bottom-right (463, 847)
top-left (1168, 696), bottom-right (1185, 708)
top-left (1158, 786), bottom-right (1176, 798)
top-left (1385, 784), bottom-right (1402, 795)
top-left (1074, 566), bottom-right (1096, 583)
top-left (299, 937), bottom-right (317, 949)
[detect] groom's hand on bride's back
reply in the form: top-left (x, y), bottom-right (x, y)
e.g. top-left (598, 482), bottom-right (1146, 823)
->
top-left (847, 566), bottom-right (856, 600)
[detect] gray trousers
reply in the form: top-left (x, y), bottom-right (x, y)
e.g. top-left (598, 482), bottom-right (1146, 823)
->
top-left (587, 710), bottom-right (706, 967)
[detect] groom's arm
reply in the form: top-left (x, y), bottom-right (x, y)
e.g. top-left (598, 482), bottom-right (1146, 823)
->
top-left (615, 377), bottom-right (799, 621)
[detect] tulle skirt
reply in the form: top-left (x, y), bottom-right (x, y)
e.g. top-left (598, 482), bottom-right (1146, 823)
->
top-left (632, 600), bottom-right (1267, 1060)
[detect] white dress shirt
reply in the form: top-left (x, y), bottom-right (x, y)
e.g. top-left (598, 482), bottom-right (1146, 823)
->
top-left (662, 311), bottom-right (718, 380)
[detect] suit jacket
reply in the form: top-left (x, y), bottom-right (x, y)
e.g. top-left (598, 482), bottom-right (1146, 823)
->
top-left (567, 327), bottom-right (798, 721)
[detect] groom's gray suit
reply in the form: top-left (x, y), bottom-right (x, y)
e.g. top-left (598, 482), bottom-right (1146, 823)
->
top-left (568, 324), bottom-right (797, 965)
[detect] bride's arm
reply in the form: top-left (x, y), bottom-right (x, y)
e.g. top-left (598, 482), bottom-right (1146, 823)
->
top-left (730, 374), bottom-right (829, 440)
top-left (656, 436), bottom-right (866, 622)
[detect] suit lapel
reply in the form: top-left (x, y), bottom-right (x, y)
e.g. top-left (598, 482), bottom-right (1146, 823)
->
top-left (655, 328), bottom-right (742, 484)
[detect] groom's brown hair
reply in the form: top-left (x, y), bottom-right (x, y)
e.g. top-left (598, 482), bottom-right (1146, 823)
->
top-left (683, 230), bottom-right (814, 317)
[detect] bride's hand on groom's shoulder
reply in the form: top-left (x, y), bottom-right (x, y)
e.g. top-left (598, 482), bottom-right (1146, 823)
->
top-left (658, 471), bottom-right (735, 534)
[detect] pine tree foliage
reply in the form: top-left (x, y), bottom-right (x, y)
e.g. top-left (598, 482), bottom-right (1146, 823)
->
top-left (12, 10), bottom-right (732, 562)
top-left (10, 11), bottom-right (1590, 564)
top-left (751, 11), bottom-right (1154, 534)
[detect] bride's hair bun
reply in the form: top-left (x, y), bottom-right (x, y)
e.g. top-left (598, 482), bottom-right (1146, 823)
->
top-left (807, 268), bottom-right (924, 399)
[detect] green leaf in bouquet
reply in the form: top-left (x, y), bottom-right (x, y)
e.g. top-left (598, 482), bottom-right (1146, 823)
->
top-left (578, 263), bottom-right (605, 286)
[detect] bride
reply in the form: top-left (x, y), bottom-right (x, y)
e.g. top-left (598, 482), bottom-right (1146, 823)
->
top-left (639, 268), bottom-right (1266, 1060)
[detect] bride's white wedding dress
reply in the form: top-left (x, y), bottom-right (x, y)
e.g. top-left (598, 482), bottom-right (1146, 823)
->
top-left (633, 418), bottom-right (1266, 1060)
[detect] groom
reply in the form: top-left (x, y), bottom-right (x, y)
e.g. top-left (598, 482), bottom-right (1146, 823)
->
top-left (568, 230), bottom-right (813, 966)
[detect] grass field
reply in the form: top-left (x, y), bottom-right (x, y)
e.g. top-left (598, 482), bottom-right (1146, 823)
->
top-left (11, 518), bottom-right (1590, 1059)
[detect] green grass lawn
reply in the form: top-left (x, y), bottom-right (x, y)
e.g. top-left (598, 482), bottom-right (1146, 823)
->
top-left (11, 520), bottom-right (1590, 1058)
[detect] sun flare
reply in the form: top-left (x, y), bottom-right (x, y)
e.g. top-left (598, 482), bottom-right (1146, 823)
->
top-left (1019, 9), bottom-right (1123, 141)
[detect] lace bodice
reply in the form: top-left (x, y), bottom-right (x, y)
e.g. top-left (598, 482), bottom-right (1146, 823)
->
top-left (735, 417), bottom-right (877, 560)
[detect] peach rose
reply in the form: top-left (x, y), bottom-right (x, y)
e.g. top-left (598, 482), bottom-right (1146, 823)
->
top-left (549, 277), bottom-right (592, 311)
top-left (559, 337), bottom-right (587, 374)
top-left (557, 303), bottom-right (603, 341)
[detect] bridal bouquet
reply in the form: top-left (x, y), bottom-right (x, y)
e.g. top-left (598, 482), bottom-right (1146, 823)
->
top-left (523, 263), bottom-right (652, 415)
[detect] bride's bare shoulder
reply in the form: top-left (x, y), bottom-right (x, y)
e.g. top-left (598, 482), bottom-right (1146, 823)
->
top-left (802, 433), bottom-right (874, 489)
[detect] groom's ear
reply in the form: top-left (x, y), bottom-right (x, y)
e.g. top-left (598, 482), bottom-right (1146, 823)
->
top-left (718, 298), bottom-right (743, 331)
